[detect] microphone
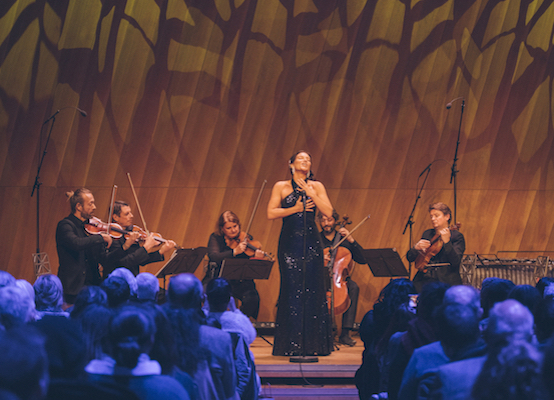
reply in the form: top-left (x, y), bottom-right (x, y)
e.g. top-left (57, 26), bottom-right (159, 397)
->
top-left (43, 106), bottom-right (87, 124)
top-left (418, 162), bottom-right (432, 177)
top-left (446, 97), bottom-right (464, 109)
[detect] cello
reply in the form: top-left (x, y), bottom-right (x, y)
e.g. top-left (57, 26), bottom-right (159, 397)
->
top-left (324, 214), bottom-right (371, 316)
top-left (324, 216), bottom-right (353, 315)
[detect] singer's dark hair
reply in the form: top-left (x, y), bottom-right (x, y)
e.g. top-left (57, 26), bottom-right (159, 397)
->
top-left (289, 150), bottom-right (314, 179)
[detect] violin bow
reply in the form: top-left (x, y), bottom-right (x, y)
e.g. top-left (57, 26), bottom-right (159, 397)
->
top-left (244, 179), bottom-right (267, 238)
top-left (331, 214), bottom-right (371, 251)
top-left (106, 185), bottom-right (118, 237)
top-left (127, 172), bottom-right (150, 235)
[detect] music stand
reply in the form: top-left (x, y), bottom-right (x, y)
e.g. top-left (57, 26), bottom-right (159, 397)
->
top-left (219, 258), bottom-right (274, 281)
top-left (155, 247), bottom-right (208, 284)
top-left (362, 248), bottom-right (409, 277)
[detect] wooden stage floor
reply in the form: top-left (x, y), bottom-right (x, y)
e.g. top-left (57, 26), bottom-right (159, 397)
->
top-left (251, 334), bottom-right (363, 399)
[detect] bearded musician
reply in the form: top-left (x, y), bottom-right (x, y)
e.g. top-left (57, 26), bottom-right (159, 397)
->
top-left (206, 210), bottom-right (265, 320)
top-left (102, 200), bottom-right (176, 277)
top-left (406, 202), bottom-right (465, 292)
top-left (318, 210), bottom-right (367, 347)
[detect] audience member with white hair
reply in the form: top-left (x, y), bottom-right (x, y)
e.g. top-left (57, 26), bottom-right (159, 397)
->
top-left (136, 272), bottom-right (160, 302)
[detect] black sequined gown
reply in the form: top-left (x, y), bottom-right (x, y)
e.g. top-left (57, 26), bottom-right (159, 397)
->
top-left (272, 181), bottom-right (332, 356)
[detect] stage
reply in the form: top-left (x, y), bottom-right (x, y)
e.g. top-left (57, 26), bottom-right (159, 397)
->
top-left (251, 333), bottom-right (362, 399)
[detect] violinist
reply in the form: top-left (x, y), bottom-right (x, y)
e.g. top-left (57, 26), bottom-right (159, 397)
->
top-left (206, 210), bottom-right (263, 319)
top-left (406, 202), bottom-right (465, 292)
top-left (102, 200), bottom-right (176, 277)
top-left (319, 210), bottom-right (367, 347)
top-left (56, 188), bottom-right (113, 305)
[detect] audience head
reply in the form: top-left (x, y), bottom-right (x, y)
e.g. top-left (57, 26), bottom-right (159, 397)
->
top-left (109, 268), bottom-right (137, 297)
top-left (107, 306), bottom-right (156, 369)
top-left (533, 296), bottom-right (554, 344)
top-left (444, 285), bottom-right (481, 308)
top-left (372, 278), bottom-right (416, 336)
top-left (206, 278), bottom-right (232, 313)
top-left (70, 286), bottom-right (108, 319)
top-left (542, 336), bottom-right (554, 399)
top-left (75, 304), bottom-right (113, 362)
top-left (0, 285), bottom-right (35, 329)
top-left (0, 271), bottom-right (15, 288)
top-left (508, 284), bottom-right (541, 314)
top-left (101, 276), bottom-right (131, 308)
top-left (0, 325), bottom-right (49, 400)
top-left (33, 315), bottom-right (87, 380)
top-left (472, 340), bottom-right (547, 400)
top-left (16, 279), bottom-right (35, 301)
top-left (536, 277), bottom-right (554, 297)
top-left (167, 273), bottom-right (203, 309)
top-left (485, 299), bottom-right (534, 349)
top-left (436, 303), bottom-right (481, 351)
top-left (136, 273), bottom-right (160, 302)
top-left (34, 274), bottom-right (64, 312)
top-left (416, 281), bottom-right (450, 322)
top-left (481, 277), bottom-right (515, 318)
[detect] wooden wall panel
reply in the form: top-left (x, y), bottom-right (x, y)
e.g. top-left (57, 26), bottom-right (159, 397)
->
top-left (1, 0), bottom-right (554, 323)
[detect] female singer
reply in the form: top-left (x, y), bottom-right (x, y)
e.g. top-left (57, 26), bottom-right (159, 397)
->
top-left (267, 151), bottom-right (334, 357)
top-left (207, 211), bottom-right (263, 319)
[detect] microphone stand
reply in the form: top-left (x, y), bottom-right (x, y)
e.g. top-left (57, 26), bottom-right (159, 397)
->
top-left (403, 163), bottom-right (432, 278)
top-left (31, 113), bottom-right (58, 275)
top-left (290, 190), bottom-right (318, 363)
top-left (449, 99), bottom-right (464, 223)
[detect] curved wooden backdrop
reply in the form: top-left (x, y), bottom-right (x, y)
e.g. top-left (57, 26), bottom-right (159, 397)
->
top-left (2, 0), bottom-right (554, 323)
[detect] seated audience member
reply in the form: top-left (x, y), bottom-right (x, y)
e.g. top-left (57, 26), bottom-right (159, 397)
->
top-left (472, 340), bottom-right (547, 400)
top-left (73, 305), bottom-right (113, 363)
top-left (356, 278), bottom-right (416, 400)
top-left (507, 284), bottom-right (541, 315)
top-left (139, 302), bottom-right (200, 400)
top-left (136, 273), bottom-right (160, 303)
top-left (533, 296), bottom-right (554, 349)
top-left (101, 276), bottom-right (131, 308)
top-left (0, 271), bottom-right (16, 288)
top-left (206, 278), bottom-right (259, 400)
top-left (0, 284), bottom-right (36, 330)
top-left (374, 303), bottom-right (416, 397)
top-left (164, 273), bottom-right (237, 400)
top-left (70, 286), bottom-right (108, 319)
top-left (398, 300), bottom-right (486, 400)
top-left (479, 277), bottom-right (515, 330)
top-left (16, 279), bottom-right (37, 321)
top-left (542, 335), bottom-right (554, 399)
top-left (424, 299), bottom-right (535, 400)
top-left (536, 276), bottom-right (554, 298)
top-left (108, 268), bottom-right (138, 298)
top-left (0, 325), bottom-right (49, 400)
top-left (34, 274), bottom-right (69, 320)
top-left (387, 282), bottom-right (449, 400)
top-left (86, 305), bottom-right (190, 400)
top-left (32, 315), bottom-right (87, 380)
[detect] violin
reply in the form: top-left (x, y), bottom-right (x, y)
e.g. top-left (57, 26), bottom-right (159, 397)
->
top-left (225, 231), bottom-right (274, 261)
top-left (414, 222), bottom-right (461, 272)
top-left (85, 217), bottom-right (175, 247)
top-left (324, 216), bottom-right (354, 316)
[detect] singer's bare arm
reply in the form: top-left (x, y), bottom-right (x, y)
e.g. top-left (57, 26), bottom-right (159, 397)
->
top-left (267, 181), bottom-right (304, 220)
top-left (294, 178), bottom-right (333, 218)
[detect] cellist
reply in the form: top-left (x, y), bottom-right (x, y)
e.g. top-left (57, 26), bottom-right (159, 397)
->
top-left (406, 202), bottom-right (465, 292)
top-left (318, 210), bottom-right (367, 347)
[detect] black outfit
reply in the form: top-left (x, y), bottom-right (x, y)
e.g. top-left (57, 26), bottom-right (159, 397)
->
top-left (56, 213), bottom-right (109, 303)
top-left (207, 233), bottom-right (260, 319)
top-left (320, 231), bottom-right (367, 331)
top-left (406, 228), bottom-right (465, 292)
top-left (102, 225), bottom-right (164, 277)
top-left (273, 180), bottom-right (332, 356)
